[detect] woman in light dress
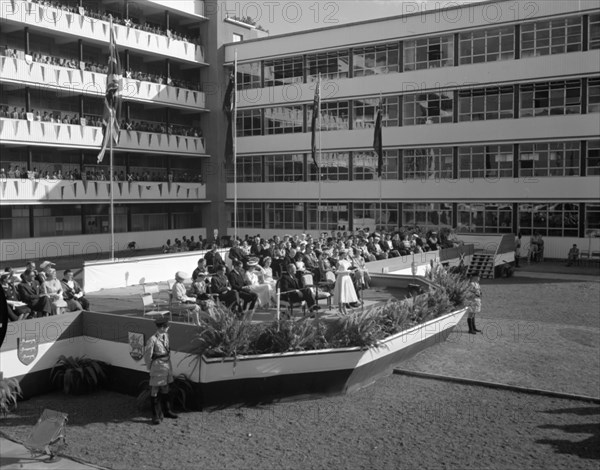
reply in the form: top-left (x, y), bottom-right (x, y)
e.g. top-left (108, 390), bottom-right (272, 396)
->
top-left (42, 269), bottom-right (68, 315)
top-left (333, 250), bottom-right (359, 314)
top-left (244, 260), bottom-right (274, 308)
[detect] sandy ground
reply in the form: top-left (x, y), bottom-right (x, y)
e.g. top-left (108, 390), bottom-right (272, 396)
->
top-left (2, 272), bottom-right (599, 469)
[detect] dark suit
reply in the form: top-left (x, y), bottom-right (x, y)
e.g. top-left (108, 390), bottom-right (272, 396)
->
top-left (61, 279), bottom-right (90, 310)
top-left (228, 246), bottom-right (247, 264)
top-left (210, 273), bottom-right (239, 308)
top-left (17, 280), bottom-right (52, 316)
top-left (228, 269), bottom-right (257, 311)
top-left (2, 284), bottom-right (32, 320)
top-left (204, 250), bottom-right (225, 272)
top-left (278, 273), bottom-right (315, 308)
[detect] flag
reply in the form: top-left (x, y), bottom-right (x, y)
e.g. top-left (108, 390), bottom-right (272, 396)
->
top-left (223, 72), bottom-right (235, 168)
top-left (310, 75), bottom-right (321, 170)
top-left (373, 100), bottom-right (383, 178)
top-left (97, 18), bottom-right (122, 163)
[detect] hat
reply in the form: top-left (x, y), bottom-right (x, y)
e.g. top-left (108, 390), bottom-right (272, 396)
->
top-left (196, 271), bottom-right (207, 278)
top-left (40, 260), bottom-right (55, 270)
top-left (175, 271), bottom-right (189, 281)
top-left (155, 316), bottom-right (169, 326)
top-left (246, 259), bottom-right (258, 267)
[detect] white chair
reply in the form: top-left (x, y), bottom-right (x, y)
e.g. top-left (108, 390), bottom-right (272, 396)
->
top-left (143, 283), bottom-right (168, 309)
top-left (276, 281), bottom-right (306, 318)
top-left (301, 273), bottom-right (331, 310)
top-left (141, 293), bottom-right (171, 321)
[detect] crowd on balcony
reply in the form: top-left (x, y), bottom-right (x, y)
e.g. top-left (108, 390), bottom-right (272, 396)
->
top-left (0, 165), bottom-right (203, 184)
top-left (29, 0), bottom-right (202, 45)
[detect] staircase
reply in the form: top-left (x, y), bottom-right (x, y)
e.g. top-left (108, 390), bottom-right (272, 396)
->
top-left (467, 253), bottom-right (495, 279)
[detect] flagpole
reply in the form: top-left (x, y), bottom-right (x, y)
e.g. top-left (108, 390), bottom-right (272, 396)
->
top-left (109, 110), bottom-right (115, 260)
top-left (378, 93), bottom-right (383, 232)
top-left (317, 73), bottom-right (321, 235)
top-left (233, 50), bottom-right (238, 242)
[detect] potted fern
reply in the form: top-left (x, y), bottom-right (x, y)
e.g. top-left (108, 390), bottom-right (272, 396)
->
top-left (50, 355), bottom-right (108, 395)
top-left (0, 377), bottom-right (22, 417)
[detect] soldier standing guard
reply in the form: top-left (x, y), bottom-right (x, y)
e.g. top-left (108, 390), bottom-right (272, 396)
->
top-left (144, 316), bottom-right (178, 424)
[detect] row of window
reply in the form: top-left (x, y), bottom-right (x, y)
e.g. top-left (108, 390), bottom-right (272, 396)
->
top-left (236, 78), bottom-right (600, 135)
top-left (233, 202), bottom-right (599, 238)
top-left (0, 204), bottom-right (203, 240)
top-left (232, 140), bottom-right (600, 182)
top-left (236, 14), bottom-right (600, 89)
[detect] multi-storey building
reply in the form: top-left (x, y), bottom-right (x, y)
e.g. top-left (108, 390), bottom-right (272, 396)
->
top-left (224, 0), bottom-right (600, 258)
top-left (0, 0), bottom-right (259, 260)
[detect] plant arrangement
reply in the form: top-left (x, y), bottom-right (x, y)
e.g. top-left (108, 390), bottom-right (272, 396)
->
top-left (190, 270), bottom-right (471, 359)
top-left (50, 355), bottom-right (108, 395)
top-left (136, 374), bottom-right (198, 411)
top-left (0, 377), bottom-right (22, 417)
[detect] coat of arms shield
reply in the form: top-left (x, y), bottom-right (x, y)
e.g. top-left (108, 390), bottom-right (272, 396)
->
top-left (17, 336), bottom-right (38, 366)
top-left (129, 332), bottom-right (144, 361)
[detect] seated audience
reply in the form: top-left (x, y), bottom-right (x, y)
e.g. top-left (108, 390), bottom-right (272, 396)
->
top-left (228, 260), bottom-right (258, 314)
top-left (172, 271), bottom-right (201, 325)
top-left (61, 269), bottom-right (90, 310)
top-left (17, 269), bottom-right (53, 317)
top-left (42, 268), bottom-right (68, 315)
top-left (279, 264), bottom-right (318, 313)
top-left (210, 265), bottom-right (240, 311)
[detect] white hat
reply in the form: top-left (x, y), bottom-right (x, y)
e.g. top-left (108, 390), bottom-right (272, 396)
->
top-left (40, 260), bottom-right (55, 270)
top-left (175, 271), bottom-right (189, 281)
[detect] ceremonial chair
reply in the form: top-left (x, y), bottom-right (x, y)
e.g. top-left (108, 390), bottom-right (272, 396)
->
top-left (142, 283), bottom-right (169, 309)
top-left (276, 280), bottom-right (306, 318)
top-left (301, 272), bottom-right (331, 310)
top-left (24, 409), bottom-right (68, 461)
top-left (141, 293), bottom-right (171, 321)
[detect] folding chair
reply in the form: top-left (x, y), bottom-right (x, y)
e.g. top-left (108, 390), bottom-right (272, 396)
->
top-left (24, 409), bottom-right (68, 461)
top-left (141, 293), bottom-right (171, 321)
top-left (301, 272), bottom-right (331, 310)
top-left (143, 283), bottom-right (168, 309)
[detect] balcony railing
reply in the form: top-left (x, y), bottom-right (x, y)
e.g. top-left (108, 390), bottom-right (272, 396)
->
top-left (0, 178), bottom-right (206, 202)
top-left (2, 0), bottom-right (206, 64)
top-left (0, 56), bottom-right (206, 110)
top-left (0, 118), bottom-right (206, 155)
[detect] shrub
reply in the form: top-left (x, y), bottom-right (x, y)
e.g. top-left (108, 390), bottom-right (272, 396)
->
top-left (136, 374), bottom-right (198, 411)
top-left (325, 309), bottom-right (385, 349)
top-left (376, 299), bottom-right (414, 336)
top-left (0, 378), bottom-right (22, 417)
top-left (50, 355), bottom-right (108, 395)
top-left (252, 319), bottom-right (328, 354)
top-left (427, 265), bottom-right (473, 308)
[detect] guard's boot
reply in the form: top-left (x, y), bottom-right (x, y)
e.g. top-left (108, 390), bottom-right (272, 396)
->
top-left (473, 318), bottom-right (482, 333)
top-left (467, 318), bottom-right (476, 334)
top-left (160, 393), bottom-right (178, 419)
top-left (150, 396), bottom-right (162, 424)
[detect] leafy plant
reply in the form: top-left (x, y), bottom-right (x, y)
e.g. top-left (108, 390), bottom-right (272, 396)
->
top-left (50, 355), bottom-right (108, 395)
top-left (325, 309), bottom-right (385, 349)
top-left (252, 318), bottom-right (328, 354)
top-left (136, 374), bottom-right (198, 411)
top-left (428, 265), bottom-right (473, 308)
top-left (0, 378), bottom-right (22, 417)
top-left (376, 299), bottom-right (414, 336)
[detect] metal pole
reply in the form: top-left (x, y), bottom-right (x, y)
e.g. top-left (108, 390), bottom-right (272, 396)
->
top-left (110, 109), bottom-right (115, 260)
top-left (233, 50), bottom-right (238, 241)
top-left (317, 74), bottom-right (321, 235)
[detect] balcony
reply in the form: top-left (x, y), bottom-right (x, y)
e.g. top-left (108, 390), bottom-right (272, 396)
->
top-left (0, 118), bottom-right (207, 155)
top-left (0, 178), bottom-right (207, 203)
top-left (0, 56), bottom-right (206, 110)
top-left (2, 0), bottom-right (206, 64)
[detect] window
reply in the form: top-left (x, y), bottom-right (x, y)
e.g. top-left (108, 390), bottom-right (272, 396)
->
top-left (265, 154), bottom-right (304, 182)
top-left (519, 80), bottom-right (581, 117)
top-left (232, 33), bottom-right (243, 43)
top-left (33, 205), bottom-right (81, 237)
top-left (590, 14), bottom-right (600, 50)
top-left (588, 77), bottom-right (600, 113)
top-left (307, 50), bottom-right (349, 81)
top-left (519, 142), bottom-right (580, 177)
top-left (587, 139), bottom-right (600, 176)
top-left (585, 203), bottom-right (600, 236)
top-left (457, 203), bottom-right (512, 234)
top-left (459, 145), bottom-right (513, 179)
top-left (235, 156), bottom-right (262, 182)
top-left (0, 206), bottom-right (29, 239)
top-left (403, 91), bottom-right (453, 125)
top-left (128, 205), bottom-right (163, 232)
top-left (266, 202), bottom-right (304, 230)
top-left (521, 17), bottom-right (582, 57)
top-left (353, 96), bottom-right (399, 128)
top-left (311, 101), bottom-right (349, 131)
top-left (85, 205), bottom-right (127, 233)
top-left (403, 148), bottom-right (453, 180)
top-left (310, 152), bottom-right (349, 181)
top-left (236, 203), bottom-right (263, 228)
top-left (353, 150), bottom-right (399, 180)
top-left (518, 203), bottom-right (579, 236)
top-left (237, 61), bottom-right (261, 89)
top-left (459, 86), bottom-right (513, 121)
top-left (353, 43), bottom-right (400, 77)
top-left (236, 109), bottom-right (262, 136)
top-left (404, 35), bottom-right (454, 71)
top-left (402, 203), bottom-right (453, 232)
top-left (264, 56), bottom-right (303, 87)
top-left (172, 205), bottom-right (202, 229)
top-left (307, 203), bottom-right (349, 231)
top-left (264, 105), bottom-right (304, 134)
top-left (459, 27), bottom-right (514, 64)
top-left (353, 203), bottom-right (398, 231)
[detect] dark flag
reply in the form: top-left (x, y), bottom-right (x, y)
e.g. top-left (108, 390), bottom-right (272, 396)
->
top-left (97, 17), bottom-right (122, 164)
top-left (373, 100), bottom-right (383, 177)
top-left (310, 75), bottom-right (321, 170)
top-left (223, 73), bottom-right (235, 168)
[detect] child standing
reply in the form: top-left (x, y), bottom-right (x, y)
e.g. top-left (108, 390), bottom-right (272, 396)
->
top-left (467, 275), bottom-right (482, 334)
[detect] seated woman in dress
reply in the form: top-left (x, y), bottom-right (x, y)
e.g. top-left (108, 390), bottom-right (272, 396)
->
top-left (42, 269), bottom-right (68, 315)
top-left (189, 272), bottom-right (216, 316)
top-left (349, 248), bottom-right (371, 289)
top-left (172, 271), bottom-right (201, 325)
top-left (244, 260), bottom-right (273, 308)
top-left (257, 256), bottom-right (277, 292)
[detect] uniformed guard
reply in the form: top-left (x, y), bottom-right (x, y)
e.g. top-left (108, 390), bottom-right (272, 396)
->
top-left (144, 316), bottom-right (178, 424)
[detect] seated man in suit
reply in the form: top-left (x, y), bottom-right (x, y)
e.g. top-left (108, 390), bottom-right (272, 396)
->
top-left (1, 273), bottom-right (32, 320)
top-left (17, 269), bottom-right (53, 317)
top-left (228, 260), bottom-right (258, 314)
top-left (61, 269), bottom-right (90, 310)
top-left (279, 263), bottom-right (318, 312)
top-left (204, 244), bottom-right (226, 274)
top-left (210, 265), bottom-right (240, 311)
